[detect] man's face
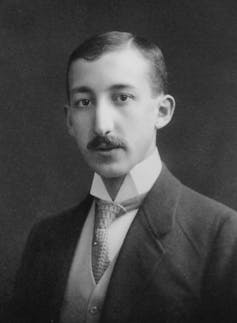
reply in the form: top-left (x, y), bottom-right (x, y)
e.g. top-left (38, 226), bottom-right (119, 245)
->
top-left (67, 47), bottom-right (172, 178)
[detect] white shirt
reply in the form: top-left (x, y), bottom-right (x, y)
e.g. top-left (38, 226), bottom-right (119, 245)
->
top-left (89, 147), bottom-right (162, 261)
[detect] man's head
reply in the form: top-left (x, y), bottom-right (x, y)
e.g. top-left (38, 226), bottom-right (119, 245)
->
top-left (65, 31), bottom-right (175, 178)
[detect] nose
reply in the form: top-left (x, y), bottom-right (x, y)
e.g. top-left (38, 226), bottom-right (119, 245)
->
top-left (93, 99), bottom-right (114, 136)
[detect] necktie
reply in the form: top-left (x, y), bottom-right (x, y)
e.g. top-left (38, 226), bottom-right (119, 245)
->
top-left (92, 194), bottom-right (145, 283)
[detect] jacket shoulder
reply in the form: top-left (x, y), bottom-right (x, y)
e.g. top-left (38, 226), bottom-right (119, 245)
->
top-left (179, 183), bottom-right (237, 225)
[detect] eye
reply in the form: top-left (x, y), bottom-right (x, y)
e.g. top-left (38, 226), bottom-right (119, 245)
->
top-left (74, 98), bottom-right (91, 109)
top-left (113, 93), bottom-right (135, 105)
top-left (118, 94), bottom-right (129, 102)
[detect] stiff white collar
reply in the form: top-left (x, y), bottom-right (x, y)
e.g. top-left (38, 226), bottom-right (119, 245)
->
top-left (90, 147), bottom-right (162, 203)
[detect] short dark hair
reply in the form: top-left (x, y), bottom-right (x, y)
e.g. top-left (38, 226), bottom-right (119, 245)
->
top-left (66, 31), bottom-right (168, 100)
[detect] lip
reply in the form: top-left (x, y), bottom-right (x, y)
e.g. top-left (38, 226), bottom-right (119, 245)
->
top-left (93, 147), bottom-right (121, 155)
top-left (95, 146), bottom-right (117, 151)
top-left (90, 142), bottom-right (121, 150)
top-left (94, 143), bottom-right (118, 150)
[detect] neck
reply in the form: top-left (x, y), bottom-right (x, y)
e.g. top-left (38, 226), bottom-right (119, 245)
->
top-left (102, 176), bottom-right (126, 201)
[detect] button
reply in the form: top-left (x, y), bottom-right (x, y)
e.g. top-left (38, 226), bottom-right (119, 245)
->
top-left (89, 306), bottom-right (99, 315)
top-left (93, 241), bottom-right (98, 246)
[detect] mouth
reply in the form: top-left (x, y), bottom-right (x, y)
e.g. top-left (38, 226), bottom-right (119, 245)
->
top-left (94, 143), bottom-right (120, 151)
top-left (93, 146), bottom-right (121, 154)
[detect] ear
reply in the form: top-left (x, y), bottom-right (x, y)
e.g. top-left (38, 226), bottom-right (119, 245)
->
top-left (64, 104), bottom-right (75, 137)
top-left (155, 94), bottom-right (175, 129)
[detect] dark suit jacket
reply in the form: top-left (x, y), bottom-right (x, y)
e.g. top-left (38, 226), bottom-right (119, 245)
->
top-left (10, 166), bottom-right (237, 323)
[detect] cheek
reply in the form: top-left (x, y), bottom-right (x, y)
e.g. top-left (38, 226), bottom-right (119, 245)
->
top-left (71, 116), bottom-right (91, 144)
top-left (124, 107), bottom-right (156, 135)
top-left (124, 110), bottom-right (157, 149)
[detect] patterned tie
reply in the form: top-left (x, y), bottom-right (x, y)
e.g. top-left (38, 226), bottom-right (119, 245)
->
top-left (92, 194), bottom-right (145, 283)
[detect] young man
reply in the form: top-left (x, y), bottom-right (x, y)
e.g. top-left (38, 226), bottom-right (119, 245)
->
top-left (11, 31), bottom-right (237, 323)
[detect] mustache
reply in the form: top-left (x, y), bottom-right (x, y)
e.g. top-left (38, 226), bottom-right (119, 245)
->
top-left (87, 135), bottom-right (126, 150)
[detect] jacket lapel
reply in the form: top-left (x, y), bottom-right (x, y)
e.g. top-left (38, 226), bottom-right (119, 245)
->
top-left (51, 195), bottom-right (93, 321)
top-left (101, 165), bottom-right (182, 323)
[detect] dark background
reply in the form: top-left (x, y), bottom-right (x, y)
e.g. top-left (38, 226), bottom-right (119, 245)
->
top-left (1, 0), bottom-right (237, 316)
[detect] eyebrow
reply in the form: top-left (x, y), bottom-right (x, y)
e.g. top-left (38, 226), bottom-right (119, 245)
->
top-left (70, 84), bottom-right (137, 96)
top-left (70, 86), bottom-right (92, 95)
top-left (109, 84), bottom-right (136, 91)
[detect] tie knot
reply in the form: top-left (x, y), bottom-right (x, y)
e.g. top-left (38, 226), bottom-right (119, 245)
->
top-left (95, 199), bottom-right (125, 229)
top-left (94, 193), bottom-right (146, 229)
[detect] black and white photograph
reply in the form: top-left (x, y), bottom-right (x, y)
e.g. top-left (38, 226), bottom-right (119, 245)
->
top-left (1, 1), bottom-right (237, 322)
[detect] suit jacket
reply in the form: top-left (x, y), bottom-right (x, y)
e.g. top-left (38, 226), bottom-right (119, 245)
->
top-left (10, 165), bottom-right (237, 323)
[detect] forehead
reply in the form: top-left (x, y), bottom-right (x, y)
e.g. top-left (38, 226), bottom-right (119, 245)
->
top-left (68, 47), bottom-right (152, 93)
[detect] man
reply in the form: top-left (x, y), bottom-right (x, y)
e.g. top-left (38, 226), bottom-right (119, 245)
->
top-left (10, 31), bottom-right (237, 323)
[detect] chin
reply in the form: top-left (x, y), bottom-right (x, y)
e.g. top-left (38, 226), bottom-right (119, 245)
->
top-left (91, 162), bottom-right (131, 179)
